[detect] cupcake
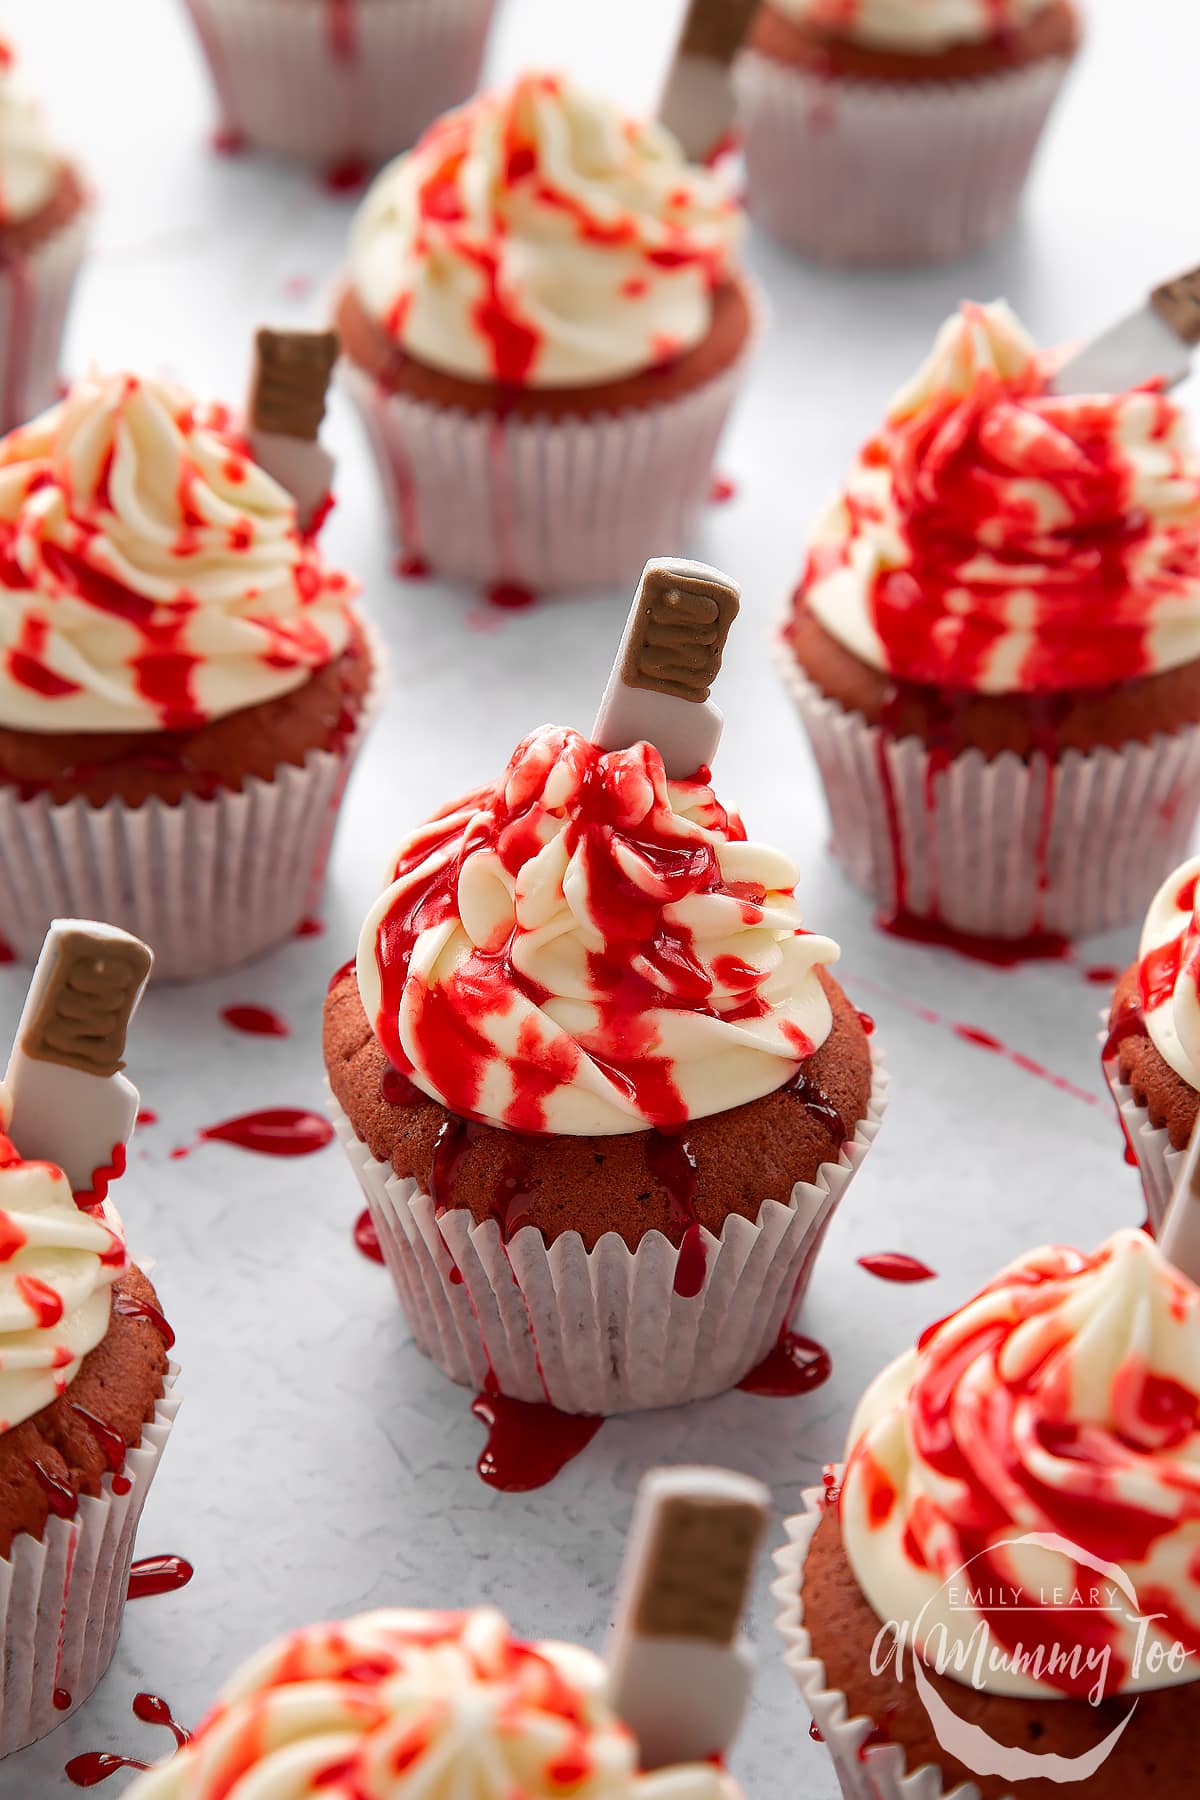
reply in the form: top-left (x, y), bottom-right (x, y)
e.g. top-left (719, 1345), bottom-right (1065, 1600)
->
top-left (780, 300), bottom-right (1200, 946)
top-left (734, 0), bottom-right (1081, 264)
top-left (1104, 855), bottom-right (1199, 1232)
top-left (336, 71), bottom-right (754, 596)
top-left (0, 336), bottom-right (379, 980)
top-left (180, 0), bottom-right (495, 174)
top-left (776, 1228), bottom-right (1200, 1799)
top-left (0, 36), bottom-right (89, 432)
top-left (0, 922), bottom-right (176, 1755)
top-left (126, 1463), bottom-right (765, 1793)
top-left (325, 559), bottom-right (884, 1415)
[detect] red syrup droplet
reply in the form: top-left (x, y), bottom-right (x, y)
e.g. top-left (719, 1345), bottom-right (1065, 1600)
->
top-left (324, 157), bottom-right (370, 194)
top-left (66, 1753), bottom-right (151, 1786)
top-left (858, 1252), bottom-right (937, 1284)
top-left (709, 473), bottom-right (737, 504)
top-left (738, 1331), bottom-right (832, 1397)
top-left (128, 1555), bottom-right (194, 1601)
top-left (1083, 964), bottom-right (1121, 986)
top-left (54, 1688), bottom-right (72, 1711)
top-left (809, 1719), bottom-right (824, 1743)
top-left (113, 1292), bottom-right (176, 1349)
top-left (112, 1476), bottom-right (131, 1496)
top-left (186, 1109), bottom-right (334, 1158)
top-left (0, 933), bottom-right (13, 964)
top-left (132, 1692), bottom-right (190, 1748)
top-left (877, 909), bottom-right (1072, 969)
top-left (211, 125), bottom-right (245, 155)
top-left (353, 1208), bottom-right (384, 1264)
top-left (135, 1109), bottom-right (157, 1127)
top-left (471, 1392), bottom-right (603, 1492)
top-left (396, 553), bottom-right (431, 580)
top-left (221, 1004), bottom-right (291, 1038)
top-left (328, 956), bottom-right (357, 994)
top-left (856, 1010), bottom-right (876, 1035)
top-left (295, 915), bottom-right (325, 939)
top-left (486, 582), bottom-right (536, 611)
top-left (647, 1131), bottom-right (706, 1297)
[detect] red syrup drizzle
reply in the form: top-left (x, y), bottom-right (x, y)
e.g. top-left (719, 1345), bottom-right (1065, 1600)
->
top-left (647, 1131), bottom-right (705, 1297)
top-left (66, 1694), bottom-right (191, 1788)
top-left (353, 1208), bottom-right (384, 1264)
top-left (858, 1252), bottom-right (937, 1283)
top-left (471, 1391), bottom-right (603, 1493)
top-left (127, 1555), bottom-right (194, 1601)
top-left (221, 1004), bottom-right (291, 1038)
top-left (70, 1405), bottom-right (125, 1476)
top-left (737, 1332), bottom-right (832, 1397)
top-left (172, 1109), bottom-right (335, 1160)
top-left (28, 1457), bottom-right (76, 1519)
top-left (114, 1292), bottom-right (176, 1350)
top-left (809, 1720), bottom-right (824, 1743)
top-left (73, 1143), bottom-right (127, 1210)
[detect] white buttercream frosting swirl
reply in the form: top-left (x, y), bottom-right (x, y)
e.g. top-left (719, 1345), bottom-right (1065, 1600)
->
top-left (1137, 855), bottom-right (1200, 1092)
top-left (349, 71), bottom-right (742, 388)
top-left (0, 370), bottom-right (356, 733)
top-left (357, 726), bottom-right (838, 1136)
top-left (769, 0), bottom-right (1058, 52)
top-left (802, 299), bottom-right (1200, 695)
top-left (0, 39), bottom-right (62, 227)
top-left (841, 1230), bottom-right (1200, 1698)
top-left (125, 1607), bottom-right (739, 1798)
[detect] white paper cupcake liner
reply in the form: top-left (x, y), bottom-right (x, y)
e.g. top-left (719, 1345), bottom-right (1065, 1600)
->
top-left (328, 1044), bottom-right (886, 1416)
top-left (1099, 1025), bottom-right (1186, 1236)
top-left (734, 49), bottom-right (1072, 264)
top-left (340, 317), bottom-right (755, 593)
top-left (779, 646), bottom-right (1200, 941)
top-left (0, 209), bottom-right (89, 434)
top-left (0, 636), bottom-right (383, 982)
top-left (0, 1369), bottom-right (179, 1758)
top-left (181, 0), bottom-right (495, 166)
top-left (774, 1484), bottom-right (989, 1800)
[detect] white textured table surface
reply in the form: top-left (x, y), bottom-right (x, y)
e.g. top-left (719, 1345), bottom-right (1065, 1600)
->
top-left (0, 0), bottom-right (1197, 1793)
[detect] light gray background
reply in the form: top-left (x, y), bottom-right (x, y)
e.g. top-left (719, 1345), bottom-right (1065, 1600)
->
top-left (0, 0), bottom-right (1196, 1792)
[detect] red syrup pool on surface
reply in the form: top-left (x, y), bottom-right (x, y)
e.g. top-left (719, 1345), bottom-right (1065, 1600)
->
top-left (471, 1392), bottom-right (603, 1492)
top-left (128, 1556), bottom-right (193, 1601)
top-left (738, 1331), bottom-right (832, 1397)
top-left (876, 908), bottom-right (1071, 969)
top-left (858, 1252), bottom-right (937, 1283)
top-left (353, 1208), bottom-right (384, 1264)
top-left (173, 1109), bottom-right (335, 1160)
top-left (220, 1004), bottom-right (291, 1038)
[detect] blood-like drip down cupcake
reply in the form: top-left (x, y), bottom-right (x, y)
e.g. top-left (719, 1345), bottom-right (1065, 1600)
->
top-left (336, 71), bottom-right (755, 595)
top-left (776, 1227), bottom-right (1200, 1800)
top-left (0, 921), bottom-right (177, 1756)
top-left (780, 298), bottom-right (1200, 946)
top-left (0, 330), bottom-right (379, 979)
top-left (324, 557), bottom-right (885, 1416)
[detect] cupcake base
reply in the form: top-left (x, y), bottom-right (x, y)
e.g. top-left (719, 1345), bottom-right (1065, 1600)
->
top-left (734, 49), bottom-right (1072, 264)
top-left (0, 208), bottom-right (89, 434)
top-left (182, 0), bottom-right (495, 167)
top-left (328, 1043), bottom-right (886, 1416)
top-left (0, 1373), bottom-right (178, 1757)
top-left (779, 648), bottom-right (1200, 941)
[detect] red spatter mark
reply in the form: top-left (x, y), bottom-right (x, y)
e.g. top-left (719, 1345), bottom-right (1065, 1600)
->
top-left (486, 582), bottom-right (536, 611)
top-left (709, 473), bottom-right (737, 504)
top-left (471, 1392), bottom-right (603, 1492)
top-left (113, 1293), bottom-right (176, 1350)
top-left (738, 1331), bottom-right (832, 1397)
top-left (54, 1688), bottom-right (72, 1712)
top-left (211, 125), bottom-right (246, 155)
top-left (282, 272), bottom-right (313, 300)
top-left (295, 916), bottom-right (325, 939)
top-left (396, 553), bottom-right (431, 581)
top-left (324, 157), bottom-right (370, 194)
top-left (128, 1555), bottom-right (194, 1601)
top-left (176, 1109), bottom-right (335, 1159)
top-left (17, 1274), bottom-right (63, 1327)
top-left (0, 933), bottom-right (13, 964)
top-left (73, 1143), bottom-right (127, 1210)
top-left (856, 1010), bottom-right (876, 1036)
top-left (877, 909), bottom-right (1072, 969)
top-left (951, 1020), bottom-right (1098, 1105)
top-left (132, 1693), bottom-right (190, 1748)
top-left (221, 1004), bottom-right (291, 1039)
top-left (353, 1208), bottom-right (384, 1264)
top-left (1083, 964), bottom-right (1121, 986)
top-left (858, 1252), bottom-right (937, 1284)
top-left (136, 1109), bottom-right (158, 1127)
top-left (66, 1753), bottom-right (151, 1787)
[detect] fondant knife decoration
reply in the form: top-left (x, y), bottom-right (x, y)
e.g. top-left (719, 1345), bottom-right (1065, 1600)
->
top-left (659, 0), bottom-right (759, 163)
top-left (607, 1464), bottom-right (769, 1769)
top-left (593, 556), bottom-right (740, 778)
top-left (1052, 264), bottom-right (1200, 396)
top-left (246, 326), bottom-right (339, 532)
top-left (5, 921), bottom-right (153, 1205)
top-left (1159, 1109), bottom-right (1200, 1286)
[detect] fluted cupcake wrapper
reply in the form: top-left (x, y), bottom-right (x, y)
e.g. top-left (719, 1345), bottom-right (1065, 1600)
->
top-left (340, 311), bottom-right (756, 594)
top-left (181, 0), bottom-right (495, 166)
top-left (0, 209), bottom-right (89, 435)
top-left (1099, 1026), bottom-right (1185, 1236)
top-left (778, 646), bottom-right (1200, 941)
top-left (0, 638), bottom-right (383, 982)
top-left (774, 1484), bottom-right (989, 1800)
top-left (734, 49), bottom-right (1072, 265)
top-left (328, 1046), bottom-right (886, 1417)
top-left (0, 1370), bottom-right (179, 1758)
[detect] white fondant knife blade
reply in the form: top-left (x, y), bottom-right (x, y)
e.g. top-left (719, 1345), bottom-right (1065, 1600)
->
top-left (1052, 265), bottom-right (1200, 395)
